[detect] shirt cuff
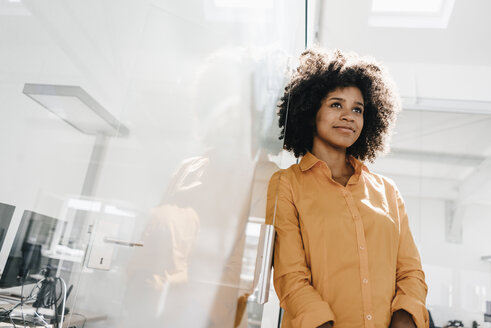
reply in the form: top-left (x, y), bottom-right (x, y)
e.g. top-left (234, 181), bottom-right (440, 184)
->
top-left (391, 294), bottom-right (429, 328)
top-left (290, 302), bottom-right (335, 328)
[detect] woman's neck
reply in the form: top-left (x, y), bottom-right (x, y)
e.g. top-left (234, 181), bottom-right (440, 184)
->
top-left (311, 144), bottom-right (353, 182)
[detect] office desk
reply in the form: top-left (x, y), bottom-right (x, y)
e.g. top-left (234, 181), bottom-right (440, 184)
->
top-left (1, 297), bottom-right (106, 328)
top-left (1, 313), bottom-right (106, 328)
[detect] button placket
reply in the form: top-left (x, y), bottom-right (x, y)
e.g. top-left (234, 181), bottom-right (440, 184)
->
top-left (345, 192), bottom-right (374, 328)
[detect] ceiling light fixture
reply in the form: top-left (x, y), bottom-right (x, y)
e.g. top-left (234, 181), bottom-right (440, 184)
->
top-left (371, 0), bottom-right (443, 13)
top-left (369, 0), bottom-right (455, 29)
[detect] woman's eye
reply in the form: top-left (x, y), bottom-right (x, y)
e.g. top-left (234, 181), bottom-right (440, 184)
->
top-left (331, 102), bottom-right (342, 108)
top-left (353, 107), bottom-right (363, 114)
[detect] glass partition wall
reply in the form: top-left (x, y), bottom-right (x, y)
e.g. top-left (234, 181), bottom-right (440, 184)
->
top-left (0, 0), bottom-right (306, 327)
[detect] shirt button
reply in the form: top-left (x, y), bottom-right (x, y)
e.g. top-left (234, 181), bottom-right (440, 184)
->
top-left (366, 314), bottom-right (372, 320)
top-left (362, 278), bottom-right (368, 284)
top-left (359, 245), bottom-right (365, 250)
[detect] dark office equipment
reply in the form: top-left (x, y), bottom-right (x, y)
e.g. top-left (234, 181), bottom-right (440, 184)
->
top-left (19, 242), bottom-right (42, 281)
top-left (0, 210), bottom-right (58, 288)
top-left (428, 310), bottom-right (440, 328)
top-left (444, 320), bottom-right (464, 328)
top-left (0, 203), bottom-right (15, 251)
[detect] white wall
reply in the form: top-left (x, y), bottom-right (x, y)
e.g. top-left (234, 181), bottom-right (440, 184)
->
top-left (399, 191), bottom-right (491, 327)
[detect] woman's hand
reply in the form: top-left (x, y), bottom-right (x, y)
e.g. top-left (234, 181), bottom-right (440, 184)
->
top-left (317, 322), bottom-right (333, 328)
top-left (390, 310), bottom-right (416, 328)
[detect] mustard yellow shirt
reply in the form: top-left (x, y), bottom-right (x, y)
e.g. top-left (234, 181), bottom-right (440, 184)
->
top-left (266, 152), bottom-right (428, 328)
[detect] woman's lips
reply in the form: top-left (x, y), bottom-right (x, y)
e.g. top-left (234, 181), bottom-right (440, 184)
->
top-left (334, 126), bottom-right (354, 133)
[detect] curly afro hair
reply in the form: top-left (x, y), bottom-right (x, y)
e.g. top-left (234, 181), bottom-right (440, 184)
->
top-left (278, 48), bottom-right (401, 162)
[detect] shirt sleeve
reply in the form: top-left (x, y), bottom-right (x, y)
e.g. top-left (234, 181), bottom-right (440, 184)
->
top-left (391, 188), bottom-right (429, 328)
top-left (266, 171), bottom-right (335, 328)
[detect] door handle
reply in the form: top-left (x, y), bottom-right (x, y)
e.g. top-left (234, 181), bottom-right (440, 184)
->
top-left (253, 223), bottom-right (275, 304)
top-left (103, 237), bottom-right (144, 247)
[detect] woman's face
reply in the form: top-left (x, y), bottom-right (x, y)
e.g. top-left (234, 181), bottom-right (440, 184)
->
top-left (314, 86), bottom-right (364, 152)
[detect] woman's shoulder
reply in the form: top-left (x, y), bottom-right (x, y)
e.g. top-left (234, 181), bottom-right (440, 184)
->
top-left (269, 163), bottom-right (302, 183)
top-left (362, 167), bottom-right (399, 192)
top-left (362, 170), bottom-right (405, 208)
top-left (266, 164), bottom-right (304, 197)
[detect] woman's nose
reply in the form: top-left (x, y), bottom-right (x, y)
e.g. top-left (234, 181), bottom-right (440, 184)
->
top-left (341, 110), bottom-right (354, 122)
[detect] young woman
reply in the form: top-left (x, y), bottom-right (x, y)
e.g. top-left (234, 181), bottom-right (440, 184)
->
top-left (266, 49), bottom-right (428, 328)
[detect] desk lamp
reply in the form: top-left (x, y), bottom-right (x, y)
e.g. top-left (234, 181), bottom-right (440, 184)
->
top-left (22, 83), bottom-right (129, 197)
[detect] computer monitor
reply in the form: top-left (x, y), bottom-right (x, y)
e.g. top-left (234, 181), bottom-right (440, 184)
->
top-left (0, 203), bottom-right (15, 251)
top-left (0, 210), bottom-right (60, 288)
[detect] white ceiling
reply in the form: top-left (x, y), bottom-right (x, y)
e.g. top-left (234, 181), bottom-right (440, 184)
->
top-left (318, 0), bottom-right (491, 66)
top-left (318, 0), bottom-right (491, 198)
top-left (391, 110), bottom-right (491, 157)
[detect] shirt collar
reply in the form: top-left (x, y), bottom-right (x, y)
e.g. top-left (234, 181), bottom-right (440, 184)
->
top-left (299, 152), bottom-right (369, 183)
top-left (299, 152), bottom-right (321, 172)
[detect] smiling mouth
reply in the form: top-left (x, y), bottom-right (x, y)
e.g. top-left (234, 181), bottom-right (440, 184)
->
top-left (334, 126), bottom-right (355, 133)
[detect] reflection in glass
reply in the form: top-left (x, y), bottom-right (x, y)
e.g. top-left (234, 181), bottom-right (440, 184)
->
top-left (0, 0), bottom-right (304, 326)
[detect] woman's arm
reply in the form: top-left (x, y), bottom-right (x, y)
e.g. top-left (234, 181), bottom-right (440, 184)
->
top-left (391, 188), bottom-right (429, 328)
top-left (266, 171), bottom-right (335, 328)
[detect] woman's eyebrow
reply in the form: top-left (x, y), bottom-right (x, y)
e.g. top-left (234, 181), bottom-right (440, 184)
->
top-left (327, 97), bottom-right (364, 107)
